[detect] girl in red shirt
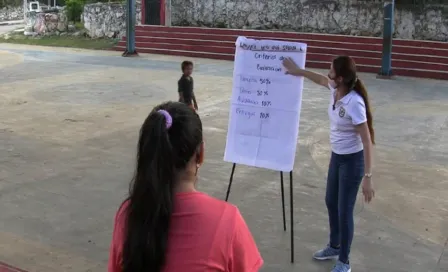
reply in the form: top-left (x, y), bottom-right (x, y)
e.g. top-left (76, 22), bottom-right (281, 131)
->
top-left (108, 102), bottom-right (263, 272)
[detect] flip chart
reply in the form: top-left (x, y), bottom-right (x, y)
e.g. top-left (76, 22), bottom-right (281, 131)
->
top-left (224, 36), bottom-right (307, 172)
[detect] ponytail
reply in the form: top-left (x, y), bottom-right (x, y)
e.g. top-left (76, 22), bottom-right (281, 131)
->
top-left (331, 56), bottom-right (374, 144)
top-left (353, 79), bottom-right (375, 144)
top-left (122, 111), bottom-right (175, 272)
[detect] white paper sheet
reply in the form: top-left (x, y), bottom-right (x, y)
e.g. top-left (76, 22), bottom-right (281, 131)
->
top-left (224, 36), bottom-right (307, 172)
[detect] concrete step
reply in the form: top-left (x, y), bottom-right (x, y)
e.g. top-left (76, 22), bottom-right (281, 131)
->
top-left (117, 41), bottom-right (448, 71)
top-left (114, 45), bottom-right (448, 80)
top-left (118, 26), bottom-right (448, 79)
top-left (132, 31), bottom-right (448, 57)
top-left (122, 37), bottom-right (448, 64)
top-left (135, 25), bottom-right (448, 49)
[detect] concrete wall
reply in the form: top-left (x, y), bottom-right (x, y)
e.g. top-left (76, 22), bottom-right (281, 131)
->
top-left (171, 0), bottom-right (448, 41)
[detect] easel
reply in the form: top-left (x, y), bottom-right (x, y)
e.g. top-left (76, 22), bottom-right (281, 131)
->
top-left (225, 163), bottom-right (295, 263)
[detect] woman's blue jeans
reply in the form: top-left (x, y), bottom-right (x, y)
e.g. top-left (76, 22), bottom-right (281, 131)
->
top-left (325, 150), bottom-right (364, 264)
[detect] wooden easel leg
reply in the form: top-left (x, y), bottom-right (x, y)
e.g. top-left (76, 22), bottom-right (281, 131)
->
top-left (290, 171), bottom-right (294, 263)
top-left (225, 163), bottom-right (236, 202)
top-left (280, 172), bottom-right (286, 231)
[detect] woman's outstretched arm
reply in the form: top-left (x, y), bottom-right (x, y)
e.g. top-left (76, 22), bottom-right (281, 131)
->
top-left (282, 57), bottom-right (330, 89)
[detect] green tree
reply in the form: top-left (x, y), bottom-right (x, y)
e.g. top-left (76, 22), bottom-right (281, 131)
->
top-left (65, 0), bottom-right (83, 22)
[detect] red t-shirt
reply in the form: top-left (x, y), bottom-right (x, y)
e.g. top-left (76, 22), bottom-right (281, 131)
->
top-left (108, 192), bottom-right (263, 272)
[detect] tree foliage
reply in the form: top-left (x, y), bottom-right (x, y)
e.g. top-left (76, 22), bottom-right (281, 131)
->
top-left (65, 0), bottom-right (83, 22)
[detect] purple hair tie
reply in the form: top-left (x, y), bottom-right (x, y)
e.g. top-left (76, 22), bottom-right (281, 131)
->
top-left (157, 110), bottom-right (172, 129)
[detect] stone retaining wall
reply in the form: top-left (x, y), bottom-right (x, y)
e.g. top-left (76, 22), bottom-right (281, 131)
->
top-left (0, 6), bottom-right (24, 22)
top-left (5, 0), bottom-right (446, 41)
top-left (24, 10), bottom-right (69, 36)
top-left (82, 2), bottom-right (141, 38)
top-left (171, 0), bottom-right (448, 41)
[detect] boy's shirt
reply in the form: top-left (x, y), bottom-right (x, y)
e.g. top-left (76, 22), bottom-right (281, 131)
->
top-left (178, 75), bottom-right (194, 106)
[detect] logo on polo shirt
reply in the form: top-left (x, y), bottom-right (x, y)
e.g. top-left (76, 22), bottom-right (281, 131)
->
top-left (339, 106), bottom-right (346, 118)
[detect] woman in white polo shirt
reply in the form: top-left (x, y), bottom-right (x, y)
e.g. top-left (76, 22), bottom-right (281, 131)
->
top-left (283, 56), bottom-right (375, 272)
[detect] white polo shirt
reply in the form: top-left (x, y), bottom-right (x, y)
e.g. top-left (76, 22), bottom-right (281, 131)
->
top-left (328, 86), bottom-right (367, 155)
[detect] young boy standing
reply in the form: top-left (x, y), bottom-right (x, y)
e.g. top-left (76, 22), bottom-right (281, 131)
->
top-left (178, 61), bottom-right (198, 111)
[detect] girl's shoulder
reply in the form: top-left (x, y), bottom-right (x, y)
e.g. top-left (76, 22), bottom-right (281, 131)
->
top-left (349, 90), bottom-right (366, 106)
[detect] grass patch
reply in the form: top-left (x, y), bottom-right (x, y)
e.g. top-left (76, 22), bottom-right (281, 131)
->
top-left (0, 34), bottom-right (119, 50)
top-left (74, 22), bottom-right (84, 30)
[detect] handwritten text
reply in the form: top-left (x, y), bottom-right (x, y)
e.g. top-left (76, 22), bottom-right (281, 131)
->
top-left (236, 108), bottom-right (255, 119)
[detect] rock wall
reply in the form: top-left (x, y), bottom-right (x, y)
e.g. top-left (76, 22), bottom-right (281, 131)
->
top-left (82, 2), bottom-right (141, 39)
top-left (24, 10), bottom-right (69, 35)
top-left (0, 6), bottom-right (24, 22)
top-left (171, 0), bottom-right (448, 41)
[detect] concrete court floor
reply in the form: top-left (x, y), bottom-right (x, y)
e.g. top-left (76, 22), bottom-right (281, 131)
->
top-left (0, 44), bottom-right (447, 272)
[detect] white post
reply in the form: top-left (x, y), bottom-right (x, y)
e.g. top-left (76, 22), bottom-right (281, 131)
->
top-left (165, 0), bottom-right (171, 26)
top-left (23, 0), bottom-right (27, 21)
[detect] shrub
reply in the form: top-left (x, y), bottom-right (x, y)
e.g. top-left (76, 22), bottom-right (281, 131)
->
top-left (65, 0), bottom-right (84, 22)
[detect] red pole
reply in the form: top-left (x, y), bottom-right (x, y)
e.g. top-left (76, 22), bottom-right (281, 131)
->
top-left (141, 0), bottom-right (146, 24)
top-left (160, 0), bottom-right (166, 25)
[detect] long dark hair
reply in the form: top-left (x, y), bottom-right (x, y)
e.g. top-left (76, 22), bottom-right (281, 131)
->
top-left (122, 102), bottom-right (203, 272)
top-left (332, 56), bottom-right (375, 144)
